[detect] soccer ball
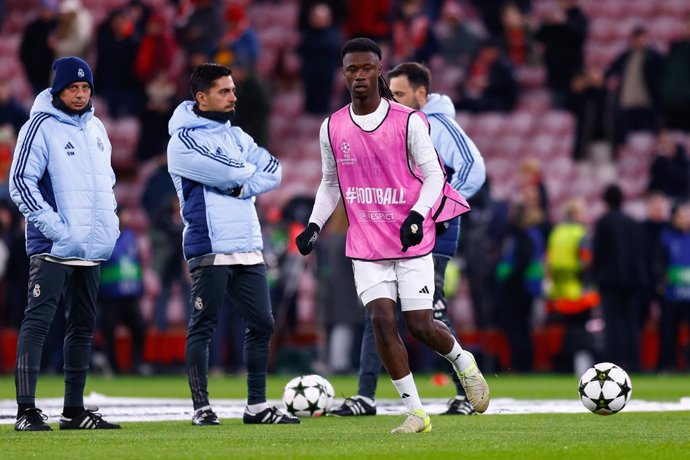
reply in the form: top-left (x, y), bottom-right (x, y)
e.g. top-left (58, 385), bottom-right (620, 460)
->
top-left (282, 374), bottom-right (335, 416)
top-left (578, 362), bottom-right (632, 415)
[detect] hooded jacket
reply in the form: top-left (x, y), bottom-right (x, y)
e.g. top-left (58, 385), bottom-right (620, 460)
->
top-left (424, 93), bottom-right (485, 257)
top-left (9, 89), bottom-right (119, 260)
top-left (167, 101), bottom-right (281, 261)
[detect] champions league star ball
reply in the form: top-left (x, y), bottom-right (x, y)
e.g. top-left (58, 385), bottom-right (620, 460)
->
top-left (578, 362), bottom-right (632, 415)
top-left (282, 374), bottom-right (335, 416)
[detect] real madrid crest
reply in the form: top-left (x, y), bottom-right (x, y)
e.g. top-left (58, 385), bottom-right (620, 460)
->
top-left (33, 284), bottom-right (41, 298)
top-left (194, 296), bottom-right (204, 311)
top-left (97, 137), bottom-right (104, 152)
top-left (78, 68), bottom-right (85, 78)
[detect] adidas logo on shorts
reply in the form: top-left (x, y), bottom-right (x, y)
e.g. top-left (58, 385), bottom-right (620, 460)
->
top-left (418, 286), bottom-right (430, 294)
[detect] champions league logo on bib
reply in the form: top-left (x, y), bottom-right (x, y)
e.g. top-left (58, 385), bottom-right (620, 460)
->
top-left (337, 141), bottom-right (357, 166)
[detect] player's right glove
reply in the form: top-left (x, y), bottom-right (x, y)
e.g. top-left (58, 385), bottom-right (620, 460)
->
top-left (400, 211), bottom-right (424, 252)
top-left (295, 222), bottom-right (321, 255)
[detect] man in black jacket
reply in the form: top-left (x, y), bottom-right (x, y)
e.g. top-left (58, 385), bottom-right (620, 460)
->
top-left (592, 185), bottom-right (647, 372)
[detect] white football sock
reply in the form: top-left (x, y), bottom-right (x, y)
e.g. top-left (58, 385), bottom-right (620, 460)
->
top-left (246, 402), bottom-right (269, 414)
top-left (443, 340), bottom-right (473, 373)
top-left (391, 373), bottom-right (424, 412)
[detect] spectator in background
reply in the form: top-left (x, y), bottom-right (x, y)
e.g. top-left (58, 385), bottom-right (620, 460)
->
top-left (98, 206), bottom-right (148, 375)
top-left (126, 0), bottom-right (150, 38)
top-left (640, 192), bottom-right (669, 331)
top-left (496, 195), bottom-right (546, 372)
top-left (569, 67), bottom-right (610, 162)
top-left (592, 184), bottom-right (646, 372)
top-left (500, 2), bottom-right (536, 67)
top-left (175, 0), bottom-right (224, 57)
top-left (298, 0), bottom-right (347, 32)
top-left (456, 38), bottom-right (518, 113)
top-left (647, 131), bottom-right (690, 200)
top-left (134, 12), bottom-right (177, 87)
top-left (19, 1), bottom-right (57, 95)
top-left (605, 27), bottom-right (664, 151)
top-left (343, 0), bottom-right (392, 43)
top-left (391, 0), bottom-right (438, 65)
top-left (654, 201), bottom-right (690, 372)
top-left (297, 3), bottom-right (343, 115)
top-left (315, 204), bottom-right (364, 374)
top-left (214, 4), bottom-right (260, 70)
top-left (434, 0), bottom-right (479, 69)
top-left (460, 180), bottom-right (510, 335)
top-left (470, 0), bottom-right (531, 38)
top-left (0, 76), bottom-right (29, 199)
top-left (95, 7), bottom-right (141, 118)
top-left (546, 198), bottom-right (598, 374)
top-left (518, 157), bottom-right (549, 219)
top-left (136, 73), bottom-right (178, 163)
top-left (232, 54), bottom-right (270, 148)
top-left (52, 0), bottom-right (93, 60)
top-left (534, 0), bottom-right (588, 109)
top-left (141, 155), bottom-right (187, 330)
top-left (0, 76), bottom-right (29, 138)
top-left (660, 15), bottom-right (690, 132)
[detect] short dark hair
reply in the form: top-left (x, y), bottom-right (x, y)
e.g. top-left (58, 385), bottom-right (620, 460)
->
top-left (387, 62), bottom-right (431, 93)
top-left (341, 37), bottom-right (382, 64)
top-left (190, 63), bottom-right (232, 101)
top-left (603, 184), bottom-right (623, 210)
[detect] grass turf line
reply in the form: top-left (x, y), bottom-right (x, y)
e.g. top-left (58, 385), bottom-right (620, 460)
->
top-left (1, 412), bottom-right (689, 460)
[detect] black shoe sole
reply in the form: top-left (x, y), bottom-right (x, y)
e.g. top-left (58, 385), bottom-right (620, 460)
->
top-left (14, 425), bottom-right (52, 431)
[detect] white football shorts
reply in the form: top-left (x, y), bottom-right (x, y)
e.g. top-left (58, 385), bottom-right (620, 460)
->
top-left (352, 254), bottom-right (434, 311)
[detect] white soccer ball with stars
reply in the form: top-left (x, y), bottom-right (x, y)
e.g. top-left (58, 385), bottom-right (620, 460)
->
top-left (578, 362), bottom-right (632, 415)
top-left (282, 374), bottom-right (335, 417)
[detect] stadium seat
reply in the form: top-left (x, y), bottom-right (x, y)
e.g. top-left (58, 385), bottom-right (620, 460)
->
top-left (540, 111), bottom-right (575, 137)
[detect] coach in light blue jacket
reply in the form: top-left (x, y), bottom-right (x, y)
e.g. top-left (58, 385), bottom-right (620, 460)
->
top-left (10, 57), bottom-right (121, 432)
top-left (167, 63), bottom-right (298, 427)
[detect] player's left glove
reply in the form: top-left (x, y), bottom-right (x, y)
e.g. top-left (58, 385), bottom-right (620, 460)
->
top-left (295, 222), bottom-right (321, 255)
top-left (229, 186), bottom-right (242, 197)
top-left (400, 211), bottom-right (424, 252)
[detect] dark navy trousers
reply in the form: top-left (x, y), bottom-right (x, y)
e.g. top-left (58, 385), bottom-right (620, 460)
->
top-left (15, 258), bottom-right (100, 408)
top-left (186, 264), bottom-right (274, 409)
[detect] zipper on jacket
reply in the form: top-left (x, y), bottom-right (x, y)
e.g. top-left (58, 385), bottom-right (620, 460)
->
top-left (83, 124), bottom-right (97, 258)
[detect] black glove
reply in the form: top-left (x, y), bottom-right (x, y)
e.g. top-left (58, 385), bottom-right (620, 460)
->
top-left (229, 186), bottom-right (242, 197)
top-left (400, 211), bottom-right (424, 252)
top-left (295, 222), bottom-right (321, 255)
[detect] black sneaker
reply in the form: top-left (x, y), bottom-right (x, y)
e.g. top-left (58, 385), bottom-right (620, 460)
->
top-left (192, 406), bottom-right (220, 426)
top-left (441, 396), bottom-right (476, 415)
top-left (329, 396), bottom-right (376, 416)
top-left (15, 408), bottom-right (52, 431)
top-left (59, 407), bottom-right (121, 430)
top-left (243, 406), bottom-right (300, 424)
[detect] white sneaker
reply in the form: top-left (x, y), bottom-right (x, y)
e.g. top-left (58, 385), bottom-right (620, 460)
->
top-left (390, 409), bottom-right (432, 434)
top-left (457, 351), bottom-right (490, 413)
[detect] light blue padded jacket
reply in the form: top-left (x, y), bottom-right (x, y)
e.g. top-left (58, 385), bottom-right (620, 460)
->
top-left (167, 101), bottom-right (281, 261)
top-left (9, 89), bottom-right (119, 260)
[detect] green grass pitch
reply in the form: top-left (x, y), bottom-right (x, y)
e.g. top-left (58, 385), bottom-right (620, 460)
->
top-left (1, 373), bottom-right (688, 459)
